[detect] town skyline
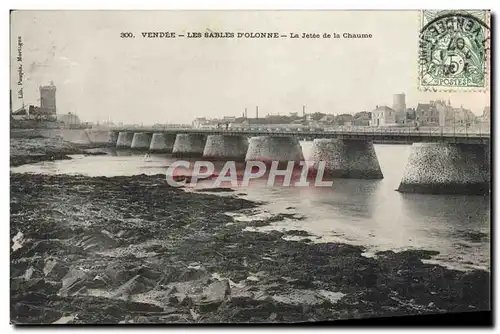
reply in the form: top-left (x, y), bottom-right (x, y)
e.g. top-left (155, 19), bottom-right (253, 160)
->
top-left (10, 11), bottom-right (490, 124)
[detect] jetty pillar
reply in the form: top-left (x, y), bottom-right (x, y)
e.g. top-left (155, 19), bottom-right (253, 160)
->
top-left (397, 143), bottom-right (489, 195)
top-left (108, 132), bottom-right (119, 145)
top-left (245, 136), bottom-right (304, 163)
top-left (130, 133), bottom-right (152, 150)
top-left (116, 132), bottom-right (134, 148)
top-left (203, 135), bottom-right (249, 160)
top-left (172, 134), bottom-right (207, 157)
top-left (308, 139), bottom-right (383, 179)
top-left (149, 133), bottom-right (176, 152)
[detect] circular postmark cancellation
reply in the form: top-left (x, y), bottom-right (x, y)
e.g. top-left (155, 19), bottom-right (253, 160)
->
top-left (418, 10), bottom-right (490, 91)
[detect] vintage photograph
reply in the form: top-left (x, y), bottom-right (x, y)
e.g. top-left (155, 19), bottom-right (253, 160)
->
top-left (9, 10), bottom-right (491, 324)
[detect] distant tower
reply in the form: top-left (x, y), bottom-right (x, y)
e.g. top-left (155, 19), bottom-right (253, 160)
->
top-left (245, 107), bottom-right (248, 119)
top-left (393, 93), bottom-right (406, 113)
top-left (39, 81), bottom-right (57, 114)
top-left (393, 93), bottom-right (406, 123)
top-left (256, 106), bottom-right (259, 119)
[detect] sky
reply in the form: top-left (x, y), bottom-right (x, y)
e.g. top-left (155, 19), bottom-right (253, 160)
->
top-left (10, 10), bottom-right (490, 124)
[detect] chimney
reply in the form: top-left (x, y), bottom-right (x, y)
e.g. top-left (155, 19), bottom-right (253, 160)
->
top-left (256, 106), bottom-right (259, 119)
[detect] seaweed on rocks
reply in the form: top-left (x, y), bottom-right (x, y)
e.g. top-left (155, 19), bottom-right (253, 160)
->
top-left (10, 173), bottom-right (491, 324)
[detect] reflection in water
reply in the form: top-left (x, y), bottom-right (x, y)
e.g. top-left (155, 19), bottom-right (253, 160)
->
top-left (10, 143), bottom-right (490, 271)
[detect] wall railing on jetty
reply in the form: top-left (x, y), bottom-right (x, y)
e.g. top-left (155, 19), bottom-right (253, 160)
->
top-left (110, 124), bottom-right (490, 138)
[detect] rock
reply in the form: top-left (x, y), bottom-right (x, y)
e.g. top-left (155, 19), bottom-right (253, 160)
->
top-left (13, 278), bottom-right (61, 296)
top-left (98, 304), bottom-right (127, 319)
top-left (43, 259), bottom-right (68, 280)
top-left (229, 287), bottom-right (254, 306)
top-left (103, 263), bottom-right (131, 285)
top-left (161, 285), bottom-right (178, 295)
top-left (12, 302), bottom-right (63, 323)
top-left (458, 270), bottom-right (490, 307)
top-left (10, 277), bottom-right (25, 291)
top-left (159, 313), bottom-right (191, 323)
top-left (87, 274), bottom-right (110, 289)
top-left (130, 265), bottom-right (162, 280)
top-left (52, 314), bottom-right (77, 324)
top-left (72, 286), bottom-right (88, 296)
top-left (45, 279), bottom-right (63, 293)
top-left (190, 308), bottom-right (200, 321)
top-left (178, 267), bottom-right (208, 282)
top-left (75, 232), bottom-right (118, 252)
top-left (11, 291), bottom-right (51, 305)
top-left (285, 230), bottom-right (312, 237)
top-left (169, 293), bottom-right (192, 307)
top-left (24, 267), bottom-right (42, 281)
top-left (11, 231), bottom-right (25, 252)
top-left (111, 275), bottom-right (155, 299)
top-left (116, 230), bottom-right (127, 238)
top-left (22, 240), bottom-right (64, 257)
top-left (135, 316), bottom-right (149, 323)
top-left (253, 290), bottom-right (273, 302)
top-left (60, 268), bottom-right (89, 297)
top-left (11, 261), bottom-right (30, 278)
top-left (196, 280), bottom-right (231, 312)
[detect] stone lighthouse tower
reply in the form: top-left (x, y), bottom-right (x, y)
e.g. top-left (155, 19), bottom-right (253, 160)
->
top-left (392, 93), bottom-right (406, 124)
top-left (39, 81), bottom-right (57, 115)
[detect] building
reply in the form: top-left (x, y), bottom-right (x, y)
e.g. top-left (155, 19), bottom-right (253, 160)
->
top-left (352, 111), bottom-right (371, 126)
top-left (11, 107), bottom-right (28, 120)
top-left (415, 102), bottom-right (440, 126)
top-left (334, 114), bottom-right (354, 126)
top-left (192, 117), bottom-right (210, 128)
top-left (392, 93), bottom-right (407, 124)
top-left (11, 81), bottom-right (59, 122)
top-left (57, 112), bottom-right (81, 126)
top-left (319, 114), bottom-right (335, 123)
top-left (28, 105), bottom-right (58, 121)
top-left (40, 81), bottom-right (57, 114)
top-left (370, 105), bottom-right (396, 126)
top-left (406, 108), bottom-right (416, 121)
top-left (452, 106), bottom-right (477, 126)
top-left (222, 116), bottom-right (236, 123)
top-left (415, 100), bottom-right (477, 127)
top-left (478, 106), bottom-right (490, 124)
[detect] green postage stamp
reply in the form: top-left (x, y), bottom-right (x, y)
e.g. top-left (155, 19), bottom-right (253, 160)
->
top-left (418, 10), bottom-right (490, 91)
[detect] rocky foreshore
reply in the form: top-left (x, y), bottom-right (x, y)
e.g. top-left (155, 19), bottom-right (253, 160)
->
top-left (10, 173), bottom-right (490, 324)
top-left (10, 137), bottom-right (111, 167)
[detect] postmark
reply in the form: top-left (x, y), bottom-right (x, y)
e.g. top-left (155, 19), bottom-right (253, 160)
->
top-left (418, 10), bottom-right (490, 92)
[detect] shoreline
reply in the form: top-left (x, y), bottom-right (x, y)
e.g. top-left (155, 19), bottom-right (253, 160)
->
top-left (10, 136), bottom-right (113, 167)
top-left (10, 172), bottom-right (490, 324)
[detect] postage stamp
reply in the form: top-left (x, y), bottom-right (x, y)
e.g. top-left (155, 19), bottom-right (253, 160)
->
top-left (418, 10), bottom-right (490, 92)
